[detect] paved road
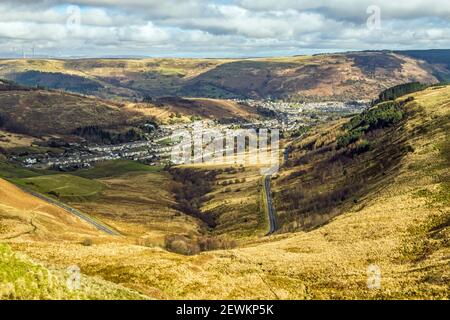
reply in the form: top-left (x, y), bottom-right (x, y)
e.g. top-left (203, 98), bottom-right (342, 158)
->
top-left (263, 134), bottom-right (306, 236)
top-left (263, 174), bottom-right (278, 235)
top-left (16, 185), bottom-right (120, 236)
top-left (282, 134), bottom-right (305, 165)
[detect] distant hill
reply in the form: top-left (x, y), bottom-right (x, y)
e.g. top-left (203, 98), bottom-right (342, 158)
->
top-left (0, 50), bottom-right (444, 101)
top-left (395, 49), bottom-right (450, 82)
top-left (0, 87), bottom-right (146, 136)
top-left (0, 81), bottom-right (261, 147)
top-left (11, 70), bottom-right (103, 94)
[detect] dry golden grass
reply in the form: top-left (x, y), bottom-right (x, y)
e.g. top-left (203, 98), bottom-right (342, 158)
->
top-left (0, 130), bottom-right (40, 150)
top-left (200, 165), bottom-right (268, 239)
top-left (0, 243), bottom-right (146, 300)
top-left (0, 177), bottom-right (114, 251)
top-left (125, 103), bottom-right (191, 124)
top-left (69, 171), bottom-right (203, 247)
top-left (183, 98), bottom-right (258, 119)
top-left (126, 97), bottom-right (259, 124)
top-left (0, 88), bottom-right (259, 135)
top-left (0, 59), bottom-right (87, 77)
top-left (0, 58), bottom-right (233, 101)
top-left (61, 58), bottom-right (234, 79)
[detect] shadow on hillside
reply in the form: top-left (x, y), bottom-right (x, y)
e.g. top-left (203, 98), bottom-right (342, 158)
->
top-left (274, 104), bottom-right (420, 232)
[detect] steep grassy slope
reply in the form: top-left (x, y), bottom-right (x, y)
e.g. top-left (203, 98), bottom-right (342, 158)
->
top-left (168, 164), bottom-right (267, 240)
top-left (0, 177), bottom-right (102, 241)
top-left (153, 97), bottom-right (258, 121)
top-left (0, 58), bottom-right (232, 100)
top-left (0, 130), bottom-right (44, 151)
top-left (0, 51), bottom-right (440, 101)
top-left (274, 85), bottom-right (449, 232)
top-left (184, 52), bottom-right (436, 100)
top-left (0, 244), bottom-right (146, 300)
top-left (11, 71), bottom-right (103, 94)
top-left (70, 169), bottom-right (204, 246)
top-left (0, 168), bottom-right (173, 300)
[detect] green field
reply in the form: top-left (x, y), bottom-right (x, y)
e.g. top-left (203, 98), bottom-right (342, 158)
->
top-left (73, 160), bottom-right (163, 179)
top-left (156, 137), bottom-right (174, 146)
top-left (12, 174), bottom-right (105, 201)
top-left (1, 159), bottom-right (164, 202)
top-left (0, 161), bottom-right (55, 179)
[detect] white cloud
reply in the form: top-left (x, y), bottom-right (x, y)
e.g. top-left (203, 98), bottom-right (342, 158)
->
top-left (237, 0), bottom-right (450, 21)
top-left (0, 0), bottom-right (449, 57)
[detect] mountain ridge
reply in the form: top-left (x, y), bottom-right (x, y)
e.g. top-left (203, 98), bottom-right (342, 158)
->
top-left (1, 50), bottom-right (447, 102)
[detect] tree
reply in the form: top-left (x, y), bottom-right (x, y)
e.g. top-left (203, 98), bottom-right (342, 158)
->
top-left (374, 82), bottom-right (427, 105)
top-left (142, 95), bottom-right (153, 103)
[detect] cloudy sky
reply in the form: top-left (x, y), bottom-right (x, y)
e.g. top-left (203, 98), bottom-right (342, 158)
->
top-left (1, 0), bottom-right (449, 58)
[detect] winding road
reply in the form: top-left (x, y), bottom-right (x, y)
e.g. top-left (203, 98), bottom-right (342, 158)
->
top-left (16, 185), bottom-right (120, 236)
top-left (263, 134), bottom-right (306, 236)
top-left (263, 174), bottom-right (278, 235)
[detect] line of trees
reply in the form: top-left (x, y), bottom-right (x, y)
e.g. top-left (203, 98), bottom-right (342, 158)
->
top-left (73, 125), bottom-right (143, 144)
top-left (165, 234), bottom-right (237, 256)
top-left (0, 79), bottom-right (35, 91)
top-left (169, 167), bottom-right (218, 228)
top-left (337, 101), bottom-right (404, 149)
top-left (373, 82), bottom-right (427, 105)
top-left (11, 71), bottom-right (103, 94)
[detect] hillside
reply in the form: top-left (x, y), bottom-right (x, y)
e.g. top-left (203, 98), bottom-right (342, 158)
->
top-left (0, 58), bottom-right (232, 101)
top-left (0, 166), bottom-right (157, 300)
top-left (0, 176), bottom-right (103, 241)
top-left (0, 85), bottom-right (448, 299)
top-left (135, 97), bottom-right (259, 123)
top-left (0, 88), bottom-right (146, 136)
top-left (0, 177), bottom-right (144, 300)
top-left (182, 52), bottom-right (437, 101)
top-left (274, 84), bottom-right (449, 232)
top-left (0, 51), bottom-right (442, 101)
top-left (0, 83), bottom-right (259, 147)
top-left (0, 243), bottom-right (146, 300)
top-left (397, 49), bottom-right (450, 82)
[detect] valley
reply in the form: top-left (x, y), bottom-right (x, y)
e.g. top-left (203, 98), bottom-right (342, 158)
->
top-left (0, 52), bottom-right (449, 300)
top-left (2, 0), bottom-right (450, 307)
